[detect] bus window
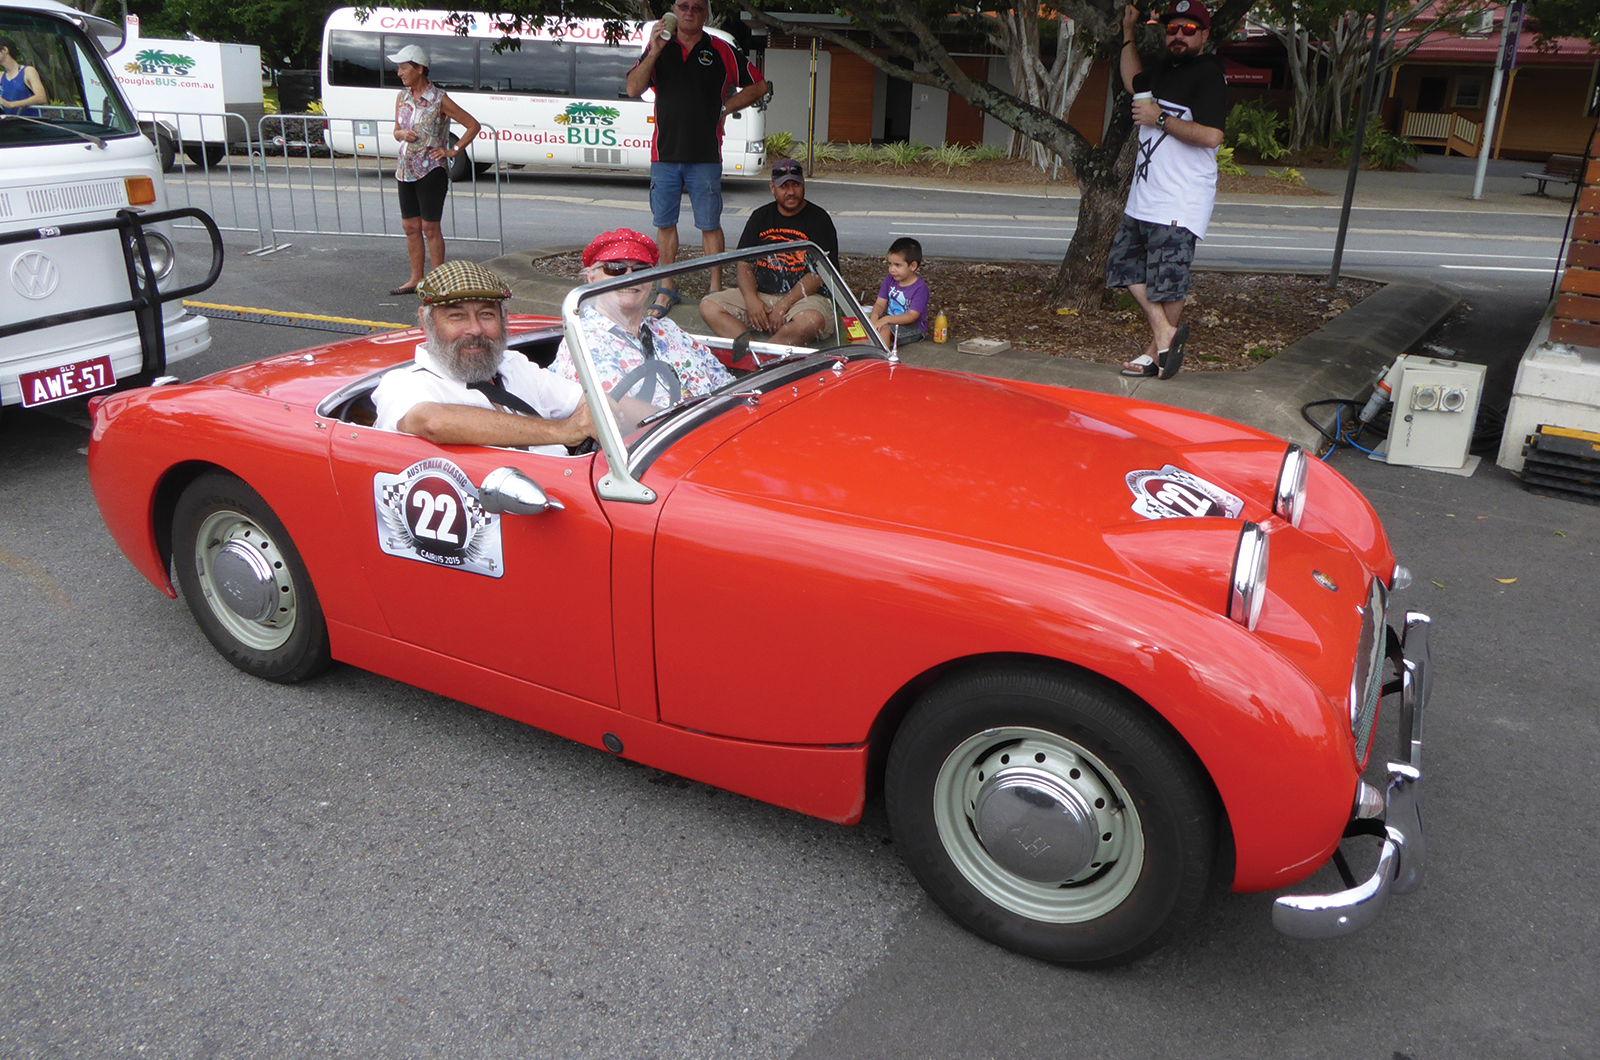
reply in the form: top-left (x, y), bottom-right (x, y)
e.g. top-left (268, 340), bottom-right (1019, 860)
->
top-left (328, 29), bottom-right (382, 89)
top-left (479, 39), bottom-right (573, 95)
top-left (574, 45), bottom-right (636, 101)
top-left (381, 33), bottom-right (475, 92)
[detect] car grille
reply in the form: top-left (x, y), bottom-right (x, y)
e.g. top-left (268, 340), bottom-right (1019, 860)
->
top-left (1350, 578), bottom-right (1388, 764)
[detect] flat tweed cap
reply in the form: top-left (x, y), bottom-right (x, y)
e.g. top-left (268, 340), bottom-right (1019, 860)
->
top-left (416, 260), bottom-right (513, 305)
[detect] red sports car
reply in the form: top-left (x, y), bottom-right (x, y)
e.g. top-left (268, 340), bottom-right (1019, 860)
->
top-left (88, 244), bottom-right (1430, 966)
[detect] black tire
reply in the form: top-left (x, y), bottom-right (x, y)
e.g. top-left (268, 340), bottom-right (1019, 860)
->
top-left (142, 123), bottom-right (177, 172)
top-left (446, 133), bottom-right (493, 182)
top-left (885, 664), bottom-right (1217, 967)
top-left (171, 472), bottom-right (331, 683)
top-left (184, 143), bottom-right (227, 169)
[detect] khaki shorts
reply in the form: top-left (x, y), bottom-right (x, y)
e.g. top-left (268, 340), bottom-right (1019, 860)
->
top-left (702, 287), bottom-right (836, 339)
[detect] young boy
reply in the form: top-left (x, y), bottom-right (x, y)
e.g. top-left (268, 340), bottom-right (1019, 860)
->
top-left (868, 237), bottom-right (929, 347)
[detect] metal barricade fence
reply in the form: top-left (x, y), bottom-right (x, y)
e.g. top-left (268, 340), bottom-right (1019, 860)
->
top-left (138, 109), bottom-right (276, 252)
top-left (142, 111), bottom-right (505, 258)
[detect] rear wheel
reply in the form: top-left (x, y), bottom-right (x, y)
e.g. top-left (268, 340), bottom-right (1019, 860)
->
top-left (171, 472), bottom-right (331, 683)
top-left (184, 143), bottom-right (227, 168)
top-left (886, 664), bottom-right (1217, 967)
top-left (447, 133), bottom-right (493, 182)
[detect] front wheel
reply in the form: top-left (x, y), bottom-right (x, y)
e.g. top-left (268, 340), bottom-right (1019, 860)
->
top-left (171, 472), bottom-right (331, 683)
top-left (886, 665), bottom-right (1217, 967)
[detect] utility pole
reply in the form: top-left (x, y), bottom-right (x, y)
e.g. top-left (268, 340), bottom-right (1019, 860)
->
top-left (1473, 1), bottom-right (1525, 200)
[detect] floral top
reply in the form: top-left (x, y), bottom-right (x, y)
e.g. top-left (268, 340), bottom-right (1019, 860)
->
top-left (395, 84), bottom-right (448, 182)
top-left (552, 305), bottom-right (735, 408)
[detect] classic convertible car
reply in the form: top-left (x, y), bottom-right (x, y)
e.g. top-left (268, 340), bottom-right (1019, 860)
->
top-left (88, 244), bottom-right (1431, 966)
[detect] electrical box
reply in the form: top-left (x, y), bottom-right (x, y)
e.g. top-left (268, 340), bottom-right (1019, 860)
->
top-left (1380, 355), bottom-right (1487, 471)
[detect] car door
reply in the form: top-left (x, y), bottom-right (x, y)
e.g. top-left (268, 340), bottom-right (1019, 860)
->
top-left (329, 428), bottom-right (619, 709)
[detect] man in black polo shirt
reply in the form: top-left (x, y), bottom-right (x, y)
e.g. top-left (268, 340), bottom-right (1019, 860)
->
top-left (627, 1), bottom-right (769, 307)
top-left (1107, 0), bottom-right (1228, 381)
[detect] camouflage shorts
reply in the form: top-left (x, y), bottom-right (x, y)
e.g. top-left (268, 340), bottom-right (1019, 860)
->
top-left (1104, 216), bottom-right (1197, 302)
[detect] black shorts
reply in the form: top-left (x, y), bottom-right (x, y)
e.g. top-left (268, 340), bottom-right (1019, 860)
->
top-left (1104, 215), bottom-right (1197, 303)
top-left (397, 167), bottom-right (449, 222)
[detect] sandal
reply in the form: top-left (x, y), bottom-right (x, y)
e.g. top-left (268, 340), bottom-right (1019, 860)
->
top-left (646, 283), bottom-right (681, 320)
top-left (1120, 354), bottom-right (1158, 378)
top-left (1158, 323), bottom-right (1190, 380)
top-left (389, 283), bottom-right (418, 296)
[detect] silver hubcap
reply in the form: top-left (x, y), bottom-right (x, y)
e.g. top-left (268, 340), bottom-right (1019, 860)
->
top-left (933, 727), bottom-right (1145, 923)
top-left (193, 510), bottom-right (297, 651)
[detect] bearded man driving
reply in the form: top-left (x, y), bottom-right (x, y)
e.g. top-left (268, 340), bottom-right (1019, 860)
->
top-left (372, 260), bottom-right (601, 452)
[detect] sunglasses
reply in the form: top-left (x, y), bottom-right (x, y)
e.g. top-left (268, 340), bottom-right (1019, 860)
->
top-left (772, 165), bottom-right (803, 179)
top-left (1165, 23), bottom-right (1201, 36)
top-left (674, 3), bottom-right (707, 12)
top-left (600, 261), bottom-right (651, 275)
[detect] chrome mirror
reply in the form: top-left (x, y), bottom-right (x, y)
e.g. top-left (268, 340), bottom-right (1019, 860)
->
top-left (477, 467), bottom-right (564, 515)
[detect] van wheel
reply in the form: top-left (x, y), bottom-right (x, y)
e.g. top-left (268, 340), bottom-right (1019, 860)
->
top-left (184, 143), bottom-right (227, 169)
top-left (447, 133), bottom-right (492, 182)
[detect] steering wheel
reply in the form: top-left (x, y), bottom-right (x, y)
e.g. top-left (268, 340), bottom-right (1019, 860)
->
top-left (609, 359), bottom-right (683, 408)
top-left (566, 437), bottom-right (599, 456)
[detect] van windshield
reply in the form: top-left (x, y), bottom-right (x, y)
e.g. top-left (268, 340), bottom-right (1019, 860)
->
top-left (0, 9), bottom-right (137, 146)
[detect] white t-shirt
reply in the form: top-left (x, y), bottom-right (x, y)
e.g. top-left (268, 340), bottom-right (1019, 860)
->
top-left (1125, 104), bottom-right (1220, 240)
top-left (372, 343), bottom-right (585, 456)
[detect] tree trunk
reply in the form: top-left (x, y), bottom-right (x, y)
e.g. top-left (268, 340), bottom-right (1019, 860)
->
top-left (1047, 136), bottom-right (1138, 310)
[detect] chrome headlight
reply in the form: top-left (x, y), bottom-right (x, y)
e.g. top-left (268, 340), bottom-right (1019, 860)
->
top-left (1227, 522), bottom-right (1270, 631)
top-left (135, 231), bottom-right (176, 285)
top-left (1391, 563), bottom-right (1412, 591)
top-left (1274, 444), bottom-right (1308, 527)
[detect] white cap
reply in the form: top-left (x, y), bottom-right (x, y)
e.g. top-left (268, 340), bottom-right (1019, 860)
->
top-left (387, 44), bottom-right (429, 67)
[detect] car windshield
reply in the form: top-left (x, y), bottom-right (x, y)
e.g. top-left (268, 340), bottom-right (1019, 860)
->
top-left (560, 241), bottom-right (887, 478)
top-left (0, 10), bottom-right (138, 147)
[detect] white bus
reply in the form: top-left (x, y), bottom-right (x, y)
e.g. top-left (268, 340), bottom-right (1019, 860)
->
top-left (1, 0), bottom-right (218, 414)
top-left (320, 6), bottom-right (766, 179)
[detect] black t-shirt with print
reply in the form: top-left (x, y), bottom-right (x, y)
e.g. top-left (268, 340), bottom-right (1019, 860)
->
top-left (1132, 52), bottom-right (1229, 132)
top-left (640, 34), bottom-right (757, 163)
top-left (736, 200), bottom-right (840, 295)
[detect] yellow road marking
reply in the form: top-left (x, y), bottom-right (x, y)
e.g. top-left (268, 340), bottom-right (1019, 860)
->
top-left (183, 301), bottom-right (408, 330)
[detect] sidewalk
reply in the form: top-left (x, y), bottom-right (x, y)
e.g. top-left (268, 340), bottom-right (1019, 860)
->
top-left (804, 154), bottom-right (1575, 217)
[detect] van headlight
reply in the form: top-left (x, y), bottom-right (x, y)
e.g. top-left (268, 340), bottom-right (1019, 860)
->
top-left (135, 231), bottom-right (176, 285)
top-left (1228, 523), bottom-right (1269, 631)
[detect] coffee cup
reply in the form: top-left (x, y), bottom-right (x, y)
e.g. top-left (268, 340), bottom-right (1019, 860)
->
top-left (1133, 91), bottom-right (1153, 102)
top-left (658, 12), bottom-right (678, 39)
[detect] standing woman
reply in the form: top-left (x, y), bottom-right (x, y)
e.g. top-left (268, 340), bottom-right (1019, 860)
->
top-left (0, 36), bottom-right (47, 117)
top-left (386, 44), bottom-right (481, 296)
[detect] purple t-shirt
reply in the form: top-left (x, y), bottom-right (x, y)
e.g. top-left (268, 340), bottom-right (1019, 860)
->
top-left (877, 275), bottom-right (930, 334)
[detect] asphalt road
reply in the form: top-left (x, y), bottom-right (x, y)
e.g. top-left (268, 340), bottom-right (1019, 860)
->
top-left (3, 215), bottom-right (1597, 1058)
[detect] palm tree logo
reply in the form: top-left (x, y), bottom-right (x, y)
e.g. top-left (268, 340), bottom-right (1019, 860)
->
top-left (555, 102), bottom-right (620, 126)
top-left (131, 49), bottom-right (198, 78)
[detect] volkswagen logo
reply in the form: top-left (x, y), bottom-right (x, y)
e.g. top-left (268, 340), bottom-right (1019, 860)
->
top-left (11, 251), bottom-right (59, 300)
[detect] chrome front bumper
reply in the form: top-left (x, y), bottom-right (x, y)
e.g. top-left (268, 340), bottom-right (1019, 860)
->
top-left (1273, 611), bottom-right (1431, 940)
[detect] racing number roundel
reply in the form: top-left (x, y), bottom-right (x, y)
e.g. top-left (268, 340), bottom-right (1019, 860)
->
top-left (1126, 465), bottom-right (1244, 521)
top-left (373, 458), bottom-right (505, 577)
top-left (403, 473), bottom-right (469, 560)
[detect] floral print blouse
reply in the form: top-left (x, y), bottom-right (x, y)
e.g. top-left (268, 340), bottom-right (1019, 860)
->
top-left (552, 305), bottom-right (735, 408)
top-left (395, 84), bottom-right (448, 182)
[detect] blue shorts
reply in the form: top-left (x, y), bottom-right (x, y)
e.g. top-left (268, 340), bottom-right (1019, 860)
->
top-left (650, 161), bottom-right (723, 232)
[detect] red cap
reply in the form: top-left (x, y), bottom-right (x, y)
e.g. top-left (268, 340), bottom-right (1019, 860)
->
top-left (1160, 0), bottom-right (1210, 29)
top-left (582, 228), bottom-right (659, 268)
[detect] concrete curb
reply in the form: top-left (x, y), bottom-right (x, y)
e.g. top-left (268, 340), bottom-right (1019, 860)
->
top-left (482, 249), bottom-right (1461, 452)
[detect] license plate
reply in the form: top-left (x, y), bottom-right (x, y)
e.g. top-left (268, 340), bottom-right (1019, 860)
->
top-left (19, 356), bottom-right (117, 408)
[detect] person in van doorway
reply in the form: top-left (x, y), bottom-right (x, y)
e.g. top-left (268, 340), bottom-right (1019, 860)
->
top-left (0, 37), bottom-right (47, 117)
top-left (626, 0), bottom-right (769, 316)
top-left (868, 237), bottom-right (929, 348)
top-left (386, 44), bottom-right (482, 296)
top-left (1106, 0), bottom-right (1227, 381)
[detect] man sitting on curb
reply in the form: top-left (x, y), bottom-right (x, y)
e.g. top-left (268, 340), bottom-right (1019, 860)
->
top-left (700, 157), bottom-right (840, 347)
top-left (374, 260), bottom-right (647, 452)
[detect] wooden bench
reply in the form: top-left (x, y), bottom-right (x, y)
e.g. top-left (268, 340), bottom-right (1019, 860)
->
top-left (1525, 154), bottom-right (1583, 196)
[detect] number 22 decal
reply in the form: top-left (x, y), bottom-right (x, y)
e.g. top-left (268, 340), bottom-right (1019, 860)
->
top-left (410, 489), bottom-right (460, 544)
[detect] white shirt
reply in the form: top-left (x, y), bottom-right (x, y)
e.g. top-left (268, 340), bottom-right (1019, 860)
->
top-left (372, 343), bottom-right (585, 456)
top-left (1125, 97), bottom-right (1219, 241)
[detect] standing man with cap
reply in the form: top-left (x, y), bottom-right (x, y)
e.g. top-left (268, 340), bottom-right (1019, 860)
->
top-left (386, 44), bottom-right (482, 296)
top-left (1107, 1), bottom-right (1228, 381)
top-left (626, 1), bottom-right (769, 314)
top-left (699, 158), bottom-right (839, 347)
top-left (373, 261), bottom-right (599, 451)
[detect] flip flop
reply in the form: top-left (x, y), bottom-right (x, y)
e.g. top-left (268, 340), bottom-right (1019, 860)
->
top-left (646, 283), bottom-right (681, 320)
top-left (1158, 323), bottom-right (1190, 380)
top-left (389, 283), bottom-right (418, 296)
top-left (1120, 354), bottom-right (1158, 378)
